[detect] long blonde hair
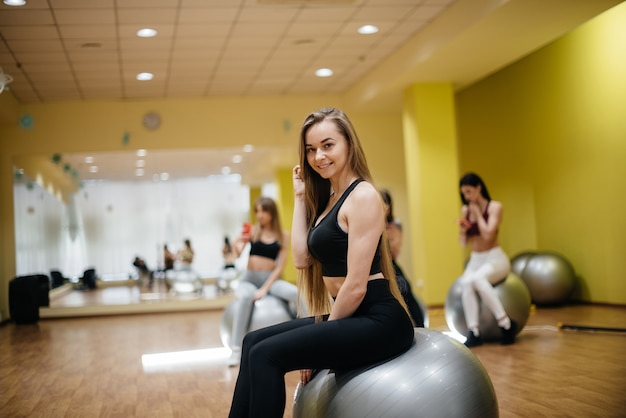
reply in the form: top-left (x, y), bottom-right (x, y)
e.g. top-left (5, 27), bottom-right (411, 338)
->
top-left (252, 197), bottom-right (283, 246)
top-left (297, 107), bottom-right (408, 317)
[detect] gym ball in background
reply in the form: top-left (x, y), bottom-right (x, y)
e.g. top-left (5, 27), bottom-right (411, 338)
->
top-left (515, 251), bottom-right (577, 305)
top-left (445, 272), bottom-right (531, 342)
top-left (293, 328), bottom-right (498, 418)
top-left (220, 295), bottom-right (292, 349)
top-left (510, 251), bottom-right (537, 277)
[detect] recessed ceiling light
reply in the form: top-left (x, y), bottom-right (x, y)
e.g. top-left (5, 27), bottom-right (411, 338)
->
top-left (315, 68), bottom-right (333, 77)
top-left (358, 24), bottom-right (379, 35)
top-left (243, 145), bottom-right (254, 153)
top-left (232, 155), bottom-right (242, 163)
top-left (135, 168), bottom-right (145, 176)
top-left (136, 160), bottom-right (145, 167)
top-left (3, 0), bottom-right (27, 6)
top-left (137, 149), bottom-right (147, 157)
top-left (221, 166), bottom-right (231, 175)
top-left (137, 28), bottom-right (158, 38)
top-left (89, 166), bottom-right (98, 173)
top-left (160, 172), bottom-right (169, 181)
top-left (136, 72), bottom-right (154, 81)
top-left (85, 156), bottom-right (94, 164)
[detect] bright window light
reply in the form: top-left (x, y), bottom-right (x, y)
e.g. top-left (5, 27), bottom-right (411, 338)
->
top-left (141, 347), bottom-right (231, 372)
top-left (136, 72), bottom-right (154, 81)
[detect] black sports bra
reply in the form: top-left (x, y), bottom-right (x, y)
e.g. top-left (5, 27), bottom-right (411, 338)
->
top-left (249, 240), bottom-right (280, 260)
top-left (307, 179), bottom-right (382, 277)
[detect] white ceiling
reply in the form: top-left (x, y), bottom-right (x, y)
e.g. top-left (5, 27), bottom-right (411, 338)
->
top-left (0, 0), bottom-right (459, 102)
top-left (2, 0), bottom-right (621, 184)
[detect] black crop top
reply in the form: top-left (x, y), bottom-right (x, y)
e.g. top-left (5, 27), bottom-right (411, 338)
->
top-left (307, 179), bottom-right (383, 277)
top-left (249, 240), bottom-right (280, 260)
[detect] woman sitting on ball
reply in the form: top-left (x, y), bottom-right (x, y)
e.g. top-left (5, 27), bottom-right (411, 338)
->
top-left (457, 172), bottom-right (517, 347)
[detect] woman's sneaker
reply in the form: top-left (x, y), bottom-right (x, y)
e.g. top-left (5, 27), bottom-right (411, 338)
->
top-left (464, 330), bottom-right (483, 347)
top-left (500, 320), bottom-right (518, 345)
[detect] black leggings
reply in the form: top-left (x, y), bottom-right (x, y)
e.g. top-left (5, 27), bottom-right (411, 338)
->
top-left (228, 279), bottom-right (415, 418)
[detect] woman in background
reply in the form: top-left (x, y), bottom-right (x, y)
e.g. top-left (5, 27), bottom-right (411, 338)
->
top-left (227, 197), bottom-right (298, 367)
top-left (380, 188), bottom-right (425, 327)
top-left (177, 238), bottom-right (194, 270)
top-left (457, 172), bottom-right (516, 347)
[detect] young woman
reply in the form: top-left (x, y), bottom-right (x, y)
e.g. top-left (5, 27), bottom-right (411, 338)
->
top-left (228, 107), bottom-right (414, 418)
top-left (380, 188), bottom-right (425, 327)
top-left (227, 197), bottom-right (298, 366)
top-left (176, 238), bottom-right (194, 270)
top-left (457, 172), bottom-right (517, 347)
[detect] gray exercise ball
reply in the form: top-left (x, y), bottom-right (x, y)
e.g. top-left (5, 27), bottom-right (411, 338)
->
top-left (445, 272), bottom-right (531, 342)
top-left (220, 295), bottom-right (293, 348)
top-left (292, 328), bottom-right (498, 418)
top-left (520, 252), bottom-right (576, 305)
top-left (510, 251), bottom-right (537, 277)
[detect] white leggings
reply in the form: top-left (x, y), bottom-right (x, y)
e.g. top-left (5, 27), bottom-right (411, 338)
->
top-left (231, 270), bottom-right (299, 350)
top-left (459, 246), bottom-right (511, 330)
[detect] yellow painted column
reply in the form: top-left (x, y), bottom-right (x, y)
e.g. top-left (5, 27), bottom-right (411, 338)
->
top-left (248, 186), bottom-right (261, 224)
top-left (275, 167), bottom-right (296, 284)
top-left (402, 83), bottom-right (464, 306)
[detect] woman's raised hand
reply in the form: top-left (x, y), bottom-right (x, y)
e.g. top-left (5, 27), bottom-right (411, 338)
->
top-left (293, 165), bottom-right (305, 197)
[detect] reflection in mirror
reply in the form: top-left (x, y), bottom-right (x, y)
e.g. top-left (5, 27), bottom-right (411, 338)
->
top-left (12, 148), bottom-right (291, 309)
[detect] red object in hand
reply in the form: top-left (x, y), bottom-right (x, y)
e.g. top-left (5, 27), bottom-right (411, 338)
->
top-left (456, 218), bottom-right (471, 227)
top-left (242, 222), bottom-right (252, 235)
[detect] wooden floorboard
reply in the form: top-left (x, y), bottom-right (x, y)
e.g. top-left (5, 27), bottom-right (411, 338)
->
top-left (1, 286), bottom-right (625, 417)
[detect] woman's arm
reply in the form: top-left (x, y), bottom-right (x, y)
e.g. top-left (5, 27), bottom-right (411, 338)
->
top-left (328, 182), bottom-right (383, 321)
top-left (291, 165), bottom-right (312, 269)
top-left (471, 201), bottom-right (502, 242)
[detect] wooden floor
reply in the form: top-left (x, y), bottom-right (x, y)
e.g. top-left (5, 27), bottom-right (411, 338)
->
top-left (1, 284), bottom-right (625, 417)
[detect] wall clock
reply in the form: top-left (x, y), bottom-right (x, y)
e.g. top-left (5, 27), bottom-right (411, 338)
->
top-left (142, 112), bottom-right (161, 130)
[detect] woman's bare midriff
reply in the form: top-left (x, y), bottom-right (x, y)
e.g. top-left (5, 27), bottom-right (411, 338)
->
top-left (247, 255), bottom-right (276, 272)
top-left (470, 236), bottom-right (499, 253)
top-left (323, 274), bottom-right (385, 298)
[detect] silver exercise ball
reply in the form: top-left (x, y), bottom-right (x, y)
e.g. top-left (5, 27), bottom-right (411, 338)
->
top-left (220, 295), bottom-right (293, 349)
top-left (520, 252), bottom-right (576, 305)
top-left (510, 251), bottom-right (537, 277)
top-left (292, 328), bottom-right (498, 418)
top-left (445, 272), bottom-right (531, 342)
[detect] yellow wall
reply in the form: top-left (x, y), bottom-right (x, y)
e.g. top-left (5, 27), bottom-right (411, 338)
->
top-left (456, 2), bottom-right (626, 304)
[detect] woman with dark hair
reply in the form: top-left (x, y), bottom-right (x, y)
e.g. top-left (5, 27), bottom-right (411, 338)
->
top-left (228, 108), bottom-right (414, 418)
top-left (379, 188), bottom-right (425, 327)
top-left (227, 196), bottom-right (298, 367)
top-left (457, 172), bottom-right (516, 347)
